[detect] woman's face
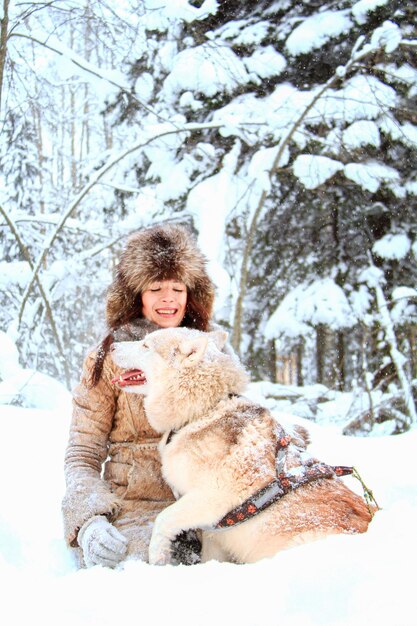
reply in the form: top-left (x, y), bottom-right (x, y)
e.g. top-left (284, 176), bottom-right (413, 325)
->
top-left (141, 280), bottom-right (187, 328)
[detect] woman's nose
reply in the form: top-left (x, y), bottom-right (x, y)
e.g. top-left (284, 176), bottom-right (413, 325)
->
top-left (161, 289), bottom-right (174, 301)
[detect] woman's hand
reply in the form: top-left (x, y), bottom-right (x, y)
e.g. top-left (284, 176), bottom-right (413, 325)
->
top-left (78, 515), bottom-right (128, 568)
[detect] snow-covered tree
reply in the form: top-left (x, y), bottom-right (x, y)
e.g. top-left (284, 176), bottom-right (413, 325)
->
top-left (0, 0), bottom-right (416, 429)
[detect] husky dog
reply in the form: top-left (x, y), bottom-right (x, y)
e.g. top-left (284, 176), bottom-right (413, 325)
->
top-left (112, 327), bottom-right (373, 565)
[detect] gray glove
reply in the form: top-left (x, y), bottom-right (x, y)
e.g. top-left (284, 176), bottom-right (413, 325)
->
top-left (78, 515), bottom-right (128, 568)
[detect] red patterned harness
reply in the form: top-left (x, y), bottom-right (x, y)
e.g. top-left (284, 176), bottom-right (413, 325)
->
top-left (166, 417), bottom-right (361, 532)
top-left (214, 431), bottom-right (353, 530)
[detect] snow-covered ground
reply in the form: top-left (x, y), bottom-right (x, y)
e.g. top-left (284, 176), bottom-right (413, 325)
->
top-left (1, 384), bottom-right (416, 626)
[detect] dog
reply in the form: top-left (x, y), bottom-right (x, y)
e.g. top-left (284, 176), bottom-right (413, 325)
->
top-left (112, 327), bottom-right (373, 565)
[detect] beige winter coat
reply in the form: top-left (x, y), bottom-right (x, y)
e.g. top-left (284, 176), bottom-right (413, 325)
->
top-left (62, 321), bottom-right (175, 564)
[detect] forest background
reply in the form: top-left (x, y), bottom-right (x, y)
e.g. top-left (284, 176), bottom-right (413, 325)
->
top-left (1, 0), bottom-right (416, 437)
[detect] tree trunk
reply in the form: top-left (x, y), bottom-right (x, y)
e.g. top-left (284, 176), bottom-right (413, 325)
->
top-left (79, 8), bottom-right (92, 181)
top-left (31, 95), bottom-right (45, 212)
top-left (0, 0), bottom-right (10, 114)
top-left (296, 342), bottom-right (304, 386)
top-left (409, 326), bottom-right (416, 381)
top-left (316, 324), bottom-right (326, 384)
top-left (335, 330), bottom-right (345, 391)
top-left (371, 260), bottom-right (417, 425)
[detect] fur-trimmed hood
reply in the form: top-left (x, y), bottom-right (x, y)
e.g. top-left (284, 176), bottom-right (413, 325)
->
top-left (106, 224), bottom-right (215, 329)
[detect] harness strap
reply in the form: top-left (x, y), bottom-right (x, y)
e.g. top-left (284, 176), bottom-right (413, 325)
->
top-left (215, 463), bottom-right (353, 529)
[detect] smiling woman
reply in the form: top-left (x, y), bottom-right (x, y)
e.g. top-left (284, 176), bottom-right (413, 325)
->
top-left (112, 278), bottom-right (189, 388)
top-left (141, 280), bottom-right (188, 328)
top-left (61, 223), bottom-right (228, 569)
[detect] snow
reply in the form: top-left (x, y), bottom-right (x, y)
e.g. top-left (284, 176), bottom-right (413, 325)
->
top-left (186, 142), bottom-right (243, 312)
top-left (285, 11), bottom-right (353, 56)
top-left (349, 284), bottom-right (373, 322)
top-left (0, 260), bottom-right (31, 290)
top-left (229, 21), bottom-right (270, 46)
top-left (373, 233), bottom-right (412, 260)
top-left (27, 32), bottom-right (128, 105)
top-left (208, 72), bottom-right (398, 156)
top-left (358, 264), bottom-right (385, 289)
top-left (344, 160), bottom-right (400, 193)
top-left (243, 45), bottom-right (287, 80)
top-left (265, 278), bottom-right (355, 340)
top-left (1, 390), bottom-right (417, 626)
top-left (0, 332), bottom-right (72, 409)
top-left (342, 120), bottom-right (381, 149)
top-left (163, 43), bottom-right (250, 101)
top-left (352, 0), bottom-right (389, 25)
top-left (391, 286), bottom-right (417, 325)
top-left (134, 73), bottom-right (155, 102)
top-left (316, 75), bottom-right (397, 124)
top-left (377, 64), bottom-right (417, 98)
top-left (141, 0), bottom-right (218, 29)
top-left (2, 2), bottom-right (417, 621)
top-left (370, 20), bottom-right (402, 54)
top-left (293, 155), bottom-right (344, 189)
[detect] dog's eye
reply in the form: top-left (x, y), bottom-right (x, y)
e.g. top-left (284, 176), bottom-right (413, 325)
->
top-left (142, 343), bottom-right (149, 349)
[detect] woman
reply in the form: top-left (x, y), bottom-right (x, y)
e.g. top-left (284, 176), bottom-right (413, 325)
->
top-left (62, 223), bottom-right (217, 568)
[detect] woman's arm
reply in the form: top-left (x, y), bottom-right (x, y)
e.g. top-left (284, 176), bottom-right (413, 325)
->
top-left (62, 351), bottom-right (121, 547)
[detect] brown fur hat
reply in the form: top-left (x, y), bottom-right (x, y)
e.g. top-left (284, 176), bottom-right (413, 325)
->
top-left (106, 223), bottom-right (215, 329)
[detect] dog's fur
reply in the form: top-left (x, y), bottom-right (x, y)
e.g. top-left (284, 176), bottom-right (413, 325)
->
top-left (112, 327), bottom-right (373, 565)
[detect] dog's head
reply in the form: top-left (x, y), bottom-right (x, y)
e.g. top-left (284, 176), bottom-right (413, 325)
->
top-left (111, 327), bottom-right (228, 394)
top-left (111, 327), bottom-right (248, 432)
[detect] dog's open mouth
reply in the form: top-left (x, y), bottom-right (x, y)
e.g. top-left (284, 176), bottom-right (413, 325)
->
top-left (111, 370), bottom-right (147, 387)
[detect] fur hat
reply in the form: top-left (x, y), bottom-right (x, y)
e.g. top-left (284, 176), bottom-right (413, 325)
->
top-left (106, 223), bottom-right (215, 329)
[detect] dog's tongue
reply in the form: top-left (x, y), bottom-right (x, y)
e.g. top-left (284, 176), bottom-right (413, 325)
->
top-left (111, 370), bottom-right (146, 387)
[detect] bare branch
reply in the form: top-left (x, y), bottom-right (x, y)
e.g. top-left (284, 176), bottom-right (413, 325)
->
top-left (0, 204), bottom-right (72, 388)
top-left (0, 0), bottom-right (10, 112)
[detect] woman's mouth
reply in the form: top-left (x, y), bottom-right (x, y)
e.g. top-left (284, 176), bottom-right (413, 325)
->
top-left (156, 308), bottom-right (178, 317)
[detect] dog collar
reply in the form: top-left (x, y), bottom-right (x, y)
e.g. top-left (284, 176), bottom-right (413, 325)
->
top-left (165, 393), bottom-right (242, 447)
top-left (166, 429), bottom-right (177, 446)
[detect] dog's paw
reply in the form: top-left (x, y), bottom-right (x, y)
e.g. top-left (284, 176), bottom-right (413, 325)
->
top-left (148, 533), bottom-right (172, 566)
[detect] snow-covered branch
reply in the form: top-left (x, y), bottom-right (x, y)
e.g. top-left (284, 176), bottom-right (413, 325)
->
top-left (17, 120), bottom-right (258, 326)
top-left (0, 204), bottom-right (72, 387)
top-left (9, 31), bottom-right (166, 120)
top-left (367, 253), bottom-right (416, 426)
top-left (1, 214), bottom-right (107, 235)
top-left (400, 39), bottom-right (417, 48)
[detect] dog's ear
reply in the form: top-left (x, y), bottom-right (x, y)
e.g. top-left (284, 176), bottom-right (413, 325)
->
top-left (209, 330), bottom-right (228, 351)
top-left (179, 336), bottom-right (208, 368)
